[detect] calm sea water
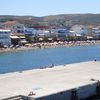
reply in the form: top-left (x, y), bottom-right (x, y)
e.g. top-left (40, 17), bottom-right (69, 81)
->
top-left (0, 45), bottom-right (100, 73)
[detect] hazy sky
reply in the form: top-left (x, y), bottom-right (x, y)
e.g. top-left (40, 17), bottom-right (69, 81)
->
top-left (0, 0), bottom-right (100, 16)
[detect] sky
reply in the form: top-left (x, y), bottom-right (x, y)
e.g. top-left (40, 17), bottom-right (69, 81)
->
top-left (0, 0), bottom-right (100, 16)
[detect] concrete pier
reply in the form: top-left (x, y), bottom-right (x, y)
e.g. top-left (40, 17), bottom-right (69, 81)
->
top-left (0, 61), bottom-right (100, 100)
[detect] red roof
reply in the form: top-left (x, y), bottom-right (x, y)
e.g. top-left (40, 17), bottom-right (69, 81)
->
top-left (32, 26), bottom-right (49, 29)
top-left (4, 21), bottom-right (17, 25)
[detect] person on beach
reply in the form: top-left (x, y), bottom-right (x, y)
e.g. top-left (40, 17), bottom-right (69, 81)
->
top-left (94, 59), bottom-right (97, 61)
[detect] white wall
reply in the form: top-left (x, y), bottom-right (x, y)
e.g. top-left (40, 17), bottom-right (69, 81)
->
top-left (0, 30), bottom-right (11, 46)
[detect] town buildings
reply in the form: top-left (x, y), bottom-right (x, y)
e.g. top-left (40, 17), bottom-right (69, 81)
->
top-left (0, 20), bottom-right (100, 46)
top-left (0, 29), bottom-right (11, 47)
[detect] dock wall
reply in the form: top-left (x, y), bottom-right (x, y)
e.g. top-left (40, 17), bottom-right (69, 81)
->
top-left (27, 82), bottom-right (98, 100)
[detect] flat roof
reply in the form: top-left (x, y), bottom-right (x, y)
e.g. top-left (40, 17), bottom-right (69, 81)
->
top-left (0, 29), bottom-right (11, 32)
top-left (10, 36), bottom-right (19, 39)
top-left (0, 61), bottom-right (100, 99)
top-left (19, 36), bottom-right (25, 39)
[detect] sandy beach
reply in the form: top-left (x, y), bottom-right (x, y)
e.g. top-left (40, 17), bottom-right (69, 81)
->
top-left (0, 40), bottom-right (100, 53)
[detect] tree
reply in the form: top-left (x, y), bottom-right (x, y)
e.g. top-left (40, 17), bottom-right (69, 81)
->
top-left (33, 36), bottom-right (38, 43)
top-left (67, 36), bottom-right (78, 41)
top-left (25, 35), bottom-right (32, 43)
top-left (43, 36), bottom-right (48, 42)
top-left (52, 36), bottom-right (57, 41)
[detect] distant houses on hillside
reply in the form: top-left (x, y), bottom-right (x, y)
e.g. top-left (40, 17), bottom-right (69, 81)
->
top-left (0, 20), bottom-right (100, 47)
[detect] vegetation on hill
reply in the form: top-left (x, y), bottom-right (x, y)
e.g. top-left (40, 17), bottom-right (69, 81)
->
top-left (0, 14), bottom-right (100, 27)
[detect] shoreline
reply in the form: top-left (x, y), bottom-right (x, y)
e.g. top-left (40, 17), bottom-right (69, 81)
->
top-left (0, 40), bottom-right (100, 53)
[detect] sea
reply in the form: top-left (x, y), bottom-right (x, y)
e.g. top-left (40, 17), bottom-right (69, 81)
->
top-left (0, 45), bottom-right (100, 74)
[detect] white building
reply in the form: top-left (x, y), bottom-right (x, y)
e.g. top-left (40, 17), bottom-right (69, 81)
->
top-left (36, 30), bottom-right (50, 37)
top-left (71, 25), bottom-right (88, 35)
top-left (24, 28), bottom-right (37, 36)
top-left (92, 27), bottom-right (100, 34)
top-left (0, 29), bottom-right (11, 46)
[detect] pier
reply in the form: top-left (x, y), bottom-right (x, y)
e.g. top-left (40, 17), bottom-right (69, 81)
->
top-left (0, 61), bottom-right (100, 100)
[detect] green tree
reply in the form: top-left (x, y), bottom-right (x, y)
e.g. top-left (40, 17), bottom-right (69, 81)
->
top-left (43, 36), bottom-right (48, 42)
top-left (25, 35), bottom-right (32, 43)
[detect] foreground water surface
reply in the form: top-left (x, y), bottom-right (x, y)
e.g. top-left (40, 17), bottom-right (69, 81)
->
top-left (0, 45), bottom-right (100, 73)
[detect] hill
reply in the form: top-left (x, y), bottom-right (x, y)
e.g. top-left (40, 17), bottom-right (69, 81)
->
top-left (43, 14), bottom-right (100, 26)
top-left (0, 14), bottom-right (100, 27)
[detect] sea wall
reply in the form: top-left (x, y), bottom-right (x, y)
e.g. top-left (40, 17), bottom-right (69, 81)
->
top-left (27, 83), bottom-right (97, 100)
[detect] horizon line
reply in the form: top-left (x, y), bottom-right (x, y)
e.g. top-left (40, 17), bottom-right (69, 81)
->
top-left (0, 13), bottom-right (100, 17)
